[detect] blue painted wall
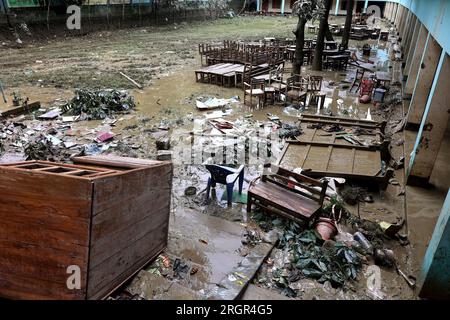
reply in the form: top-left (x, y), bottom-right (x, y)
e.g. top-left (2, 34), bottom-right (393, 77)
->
top-left (418, 188), bottom-right (450, 299)
top-left (388, 0), bottom-right (450, 55)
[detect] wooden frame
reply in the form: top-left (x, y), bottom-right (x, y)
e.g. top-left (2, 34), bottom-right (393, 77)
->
top-left (276, 140), bottom-right (393, 189)
top-left (0, 156), bottom-right (172, 300)
top-left (247, 164), bottom-right (328, 223)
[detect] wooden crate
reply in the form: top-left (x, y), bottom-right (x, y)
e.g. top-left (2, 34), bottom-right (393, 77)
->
top-left (0, 156), bottom-right (173, 300)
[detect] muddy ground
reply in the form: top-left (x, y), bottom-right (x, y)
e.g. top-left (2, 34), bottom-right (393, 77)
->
top-left (0, 16), bottom-right (420, 300)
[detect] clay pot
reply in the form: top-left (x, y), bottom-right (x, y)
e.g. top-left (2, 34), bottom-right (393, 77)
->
top-left (359, 94), bottom-right (372, 104)
top-left (315, 218), bottom-right (338, 240)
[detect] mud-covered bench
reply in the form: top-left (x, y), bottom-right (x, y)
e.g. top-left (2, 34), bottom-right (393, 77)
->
top-left (247, 164), bottom-right (328, 222)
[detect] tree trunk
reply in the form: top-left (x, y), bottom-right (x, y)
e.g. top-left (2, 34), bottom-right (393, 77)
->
top-left (313, 0), bottom-right (332, 71)
top-left (293, 17), bottom-right (307, 77)
top-left (46, 0), bottom-right (51, 31)
top-left (1, 0), bottom-right (12, 27)
top-left (325, 24), bottom-right (334, 42)
top-left (139, 0), bottom-right (142, 26)
top-left (106, 0), bottom-right (110, 28)
top-left (341, 0), bottom-right (354, 49)
top-left (122, 1), bottom-right (125, 22)
top-left (88, 0), bottom-right (91, 31)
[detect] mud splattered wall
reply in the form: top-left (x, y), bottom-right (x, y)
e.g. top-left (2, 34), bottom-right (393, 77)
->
top-left (387, 0), bottom-right (450, 55)
top-left (0, 1), bottom-right (228, 28)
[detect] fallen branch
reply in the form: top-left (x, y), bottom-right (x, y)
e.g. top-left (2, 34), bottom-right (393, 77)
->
top-left (119, 72), bottom-right (143, 89)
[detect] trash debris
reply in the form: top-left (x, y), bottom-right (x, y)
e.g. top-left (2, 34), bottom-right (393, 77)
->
top-left (38, 108), bottom-right (61, 120)
top-left (95, 132), bottom-right (115, 143)
top-left (353, 231), bottom-right (374, 254)
top-left (63, 89), bottom-right (136, 120)
top-left (24, 135), bottom-right (67, 161)
top-left (195, 97), bottom-right (239, 110)
top-left (374, 248), bottom-right (396, 267)
top-left (184, 186), bottom-right (197, 196)
top-left (379, 220), bottom-right (404, 238)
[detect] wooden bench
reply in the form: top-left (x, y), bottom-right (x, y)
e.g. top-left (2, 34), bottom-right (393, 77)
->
top-left (247, 164), bottom-right (328, 223)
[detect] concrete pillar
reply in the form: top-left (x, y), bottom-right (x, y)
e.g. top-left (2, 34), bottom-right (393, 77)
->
top-left (397, 5), bottom-right (404, 30)
top-left (407, 36), bottom-right (442, 128)
top-left (399, 6), bottom-right (407, 35)
top-left (386, 2), bottom-right (391, 19)
top-left (363, 0), bottom-right (368, 13)
top-left (256, 0), bottom-right (260, 12)
top-left (390, 3), bottom-right (394, 21)
top-left (335, 0), bottom-right (339, 15)
top-left (401, 9), bottom-right (411, 40)
top-left (404, 20), bottom-right (421, 75)
top-left (405, 25), bottom-right (429, 96)
top-left (404, 14), bottom-right (417, 57)
top-left (281, 0), bottom-right (285, 15)
top-left (390, 3), bottom-right (395, 23)
top-left (418, 188), bottom-right (450, 299)
top-left (407, 52), bottom-right (449, 184)
top-left (394, 3), bottom-right (400, 25)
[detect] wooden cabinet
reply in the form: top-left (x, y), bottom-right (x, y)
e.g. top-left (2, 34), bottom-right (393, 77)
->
top-left (0, 156), bottom-right (172, 300)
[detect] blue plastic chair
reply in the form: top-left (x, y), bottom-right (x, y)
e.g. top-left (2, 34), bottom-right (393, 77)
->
top-left (205, 164), bottom-right (245, 206)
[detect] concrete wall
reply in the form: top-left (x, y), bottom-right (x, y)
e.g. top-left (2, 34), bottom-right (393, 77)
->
top-left (0, 3), bottom-right (222, 28)
top-left (386, 0), bottom-right (450, 55)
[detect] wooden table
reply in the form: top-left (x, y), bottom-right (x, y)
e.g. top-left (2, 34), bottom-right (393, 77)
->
top-left (350, 61), bottom-right (377, 73)
top-left (326, 54), bottom-right (349, 70)
top-left (375, 71), bottom-right (391, 88)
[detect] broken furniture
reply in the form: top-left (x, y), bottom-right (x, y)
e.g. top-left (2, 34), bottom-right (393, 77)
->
top-left (266, 68), bottom-right (287, 103)
top-left (244, 78), bottom-right (266, 108)
top-left (277, 114), bottom-right (392, 189)
top-left (375, 71), bottom-right (391, 89)
top-left (277, 111), bottom-right (392, 189)
top-left (0, 155), bottom-right (173, 300)
top-left (307, 76), bottom-right (327, 109)
top-left (380, 31), bottom-right (389, 41)
top-left (205, 164), bottom-right (244, 206)
top-left (295, 113), bottom-right (387, 132)
top-left (0, 101), bottom-right (41, 119)
top-left (350, 68), bottom-right (365, 93)
top-left (277, 140), bottom-right (392, 189)
top-left (247, 164), bottom-right (328, 223)
top-left (359, 79), bottom-right (375, 102)
top-left (286, 76), bottom-right (308, 107)
top-left (326, 54), bottom-right (350, 70)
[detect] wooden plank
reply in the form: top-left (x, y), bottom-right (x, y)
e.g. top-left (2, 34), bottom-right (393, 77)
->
top-left (300, 145), bottom-right (312, 168)
top-left (0, 271), bottom-right (86, 300)
top-left (0, 101), bottom-right (41, 118)
top-left (324, 146), bottom-right (333, 172)
top-left (350, 148), bottom-right (356, 174)
top-left (287, 140), bottom-right (378, 151)
top-left (250, 181), bottom-right (320, 214)
top-left (91, 163), bottom-right (172, 214)
top-left (0, 169), bottom-right (93, 219)
top-left (89, 190), bottom-right (170, 267)
top-left (87, 227), bottom-right (168, 299)
top-left (0, 239), bottom-right (87, 286)
top-left (298, 118), bottom-right (381, 129)
top-left (72, 155), bottom-right (166, 169)
top-left (0, 219), bottom-right (89, 251)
